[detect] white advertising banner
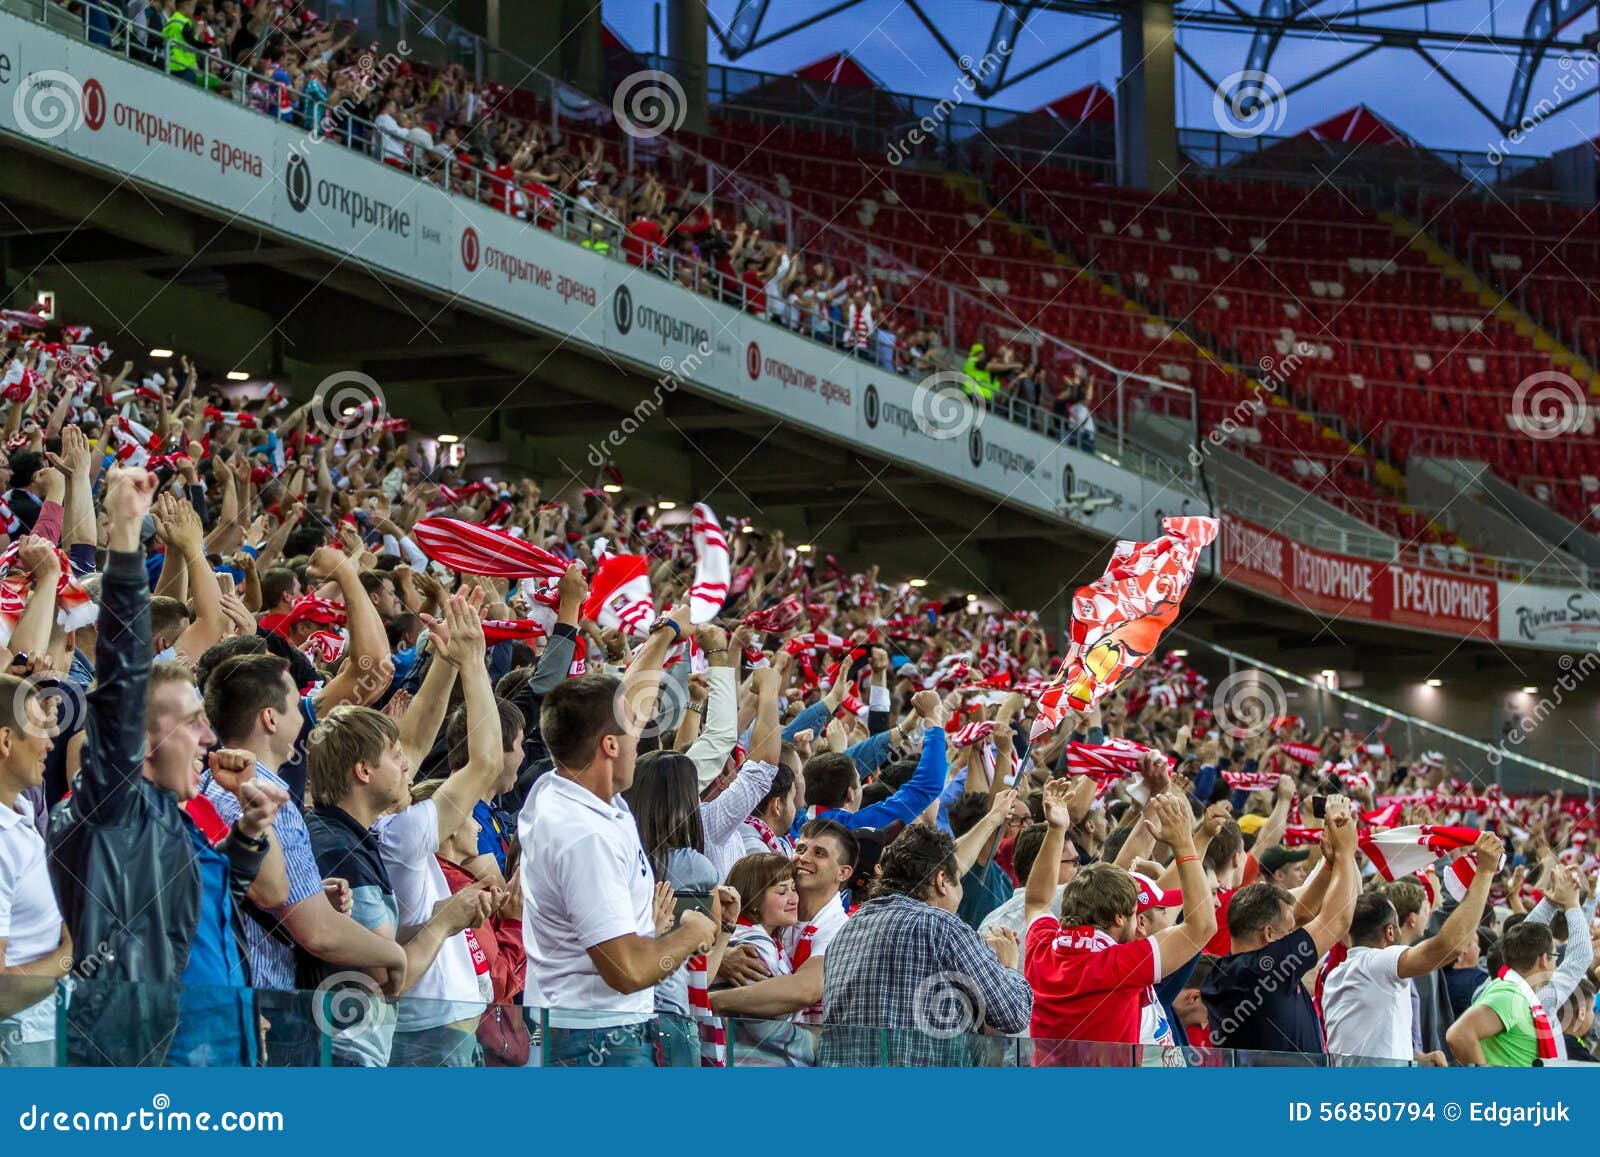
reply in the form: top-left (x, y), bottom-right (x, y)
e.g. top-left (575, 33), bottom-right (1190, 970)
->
top-left (269, 135), bottom-right (453, 286)
top-left (1496, 581), bottom-right (1600, 651)
top-left (452, 197), bottom-right (606, 348)
top-left (0, 9), bottom-right (1190, 555)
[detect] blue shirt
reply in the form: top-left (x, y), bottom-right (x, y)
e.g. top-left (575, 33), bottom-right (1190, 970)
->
top-left (168, 821), bottom-right (255, 1066)
top-left (201, 763), bottom-right (325, 991)
top-left (473, 799), bottom-right (512, 873)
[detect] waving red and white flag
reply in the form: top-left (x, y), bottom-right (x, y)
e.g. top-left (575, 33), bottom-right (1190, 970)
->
top-left (1358, 825), bottom-right (1480, 881)
top-left (688, 502), bottom-right (730, 624)
top-left (412, 517), bottom-right (569, 580)
top-left (1031, 517), bottom-right (1218, 741)
top-left (582, 554), bottom-right (655, 637)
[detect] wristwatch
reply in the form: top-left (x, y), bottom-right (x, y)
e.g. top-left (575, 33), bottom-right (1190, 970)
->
top-left (234, 827), bottom-right (269, 852)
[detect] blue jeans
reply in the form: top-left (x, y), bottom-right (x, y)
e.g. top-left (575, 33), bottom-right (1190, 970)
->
top-left (545, 1021), bottom-right (656, 1068)
top-left (390, 1025), bottom-right (481, 1068)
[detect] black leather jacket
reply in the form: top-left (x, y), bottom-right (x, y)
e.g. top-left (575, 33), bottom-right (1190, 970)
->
top-left (48, 548), bottom-right (267, 1066)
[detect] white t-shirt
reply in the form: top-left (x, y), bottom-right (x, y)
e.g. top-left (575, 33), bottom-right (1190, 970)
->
top-left (1323, 944), bottom-right (1412, 1061)
top-left (0, 795), bottom-right (61, 1044)
top-left (520, 775), bottom-right (657, 1029)
top-left (375, 800), bottom-right (485, 1032)
top-left (373, 113), bottom-right (408, 163)
top-left (778, 892), bottom-right (848, 1024)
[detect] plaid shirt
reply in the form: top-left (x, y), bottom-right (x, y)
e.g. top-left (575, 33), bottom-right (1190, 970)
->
top-left (819, 892), bottom-right (1032, 1066)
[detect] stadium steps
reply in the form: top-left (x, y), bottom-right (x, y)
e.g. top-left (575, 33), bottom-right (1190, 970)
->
top-left (1381, 210), bottom-right (1600, 394)
top-left (959, 180), bottom-right (1448, 541)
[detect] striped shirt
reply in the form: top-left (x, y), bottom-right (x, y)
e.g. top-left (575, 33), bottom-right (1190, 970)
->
top-left (201, 764), bottom-right (323, 991)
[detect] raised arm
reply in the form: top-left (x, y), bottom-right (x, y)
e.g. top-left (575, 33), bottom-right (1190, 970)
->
top-left (686, 623), bottom-right (738, 790)
top-left (71, 467), bottom-right (158, 824)
top-left (419, 591), bottom-right (501, 846)
top-left (1302, 797), bottom-right (1359, 956)
top-left (1398, 833), bottom-right (1502, 980)
top-left (310, 543), bottom-right (392, 711)
top-left (1146, 793), bottom-right (1218, 968)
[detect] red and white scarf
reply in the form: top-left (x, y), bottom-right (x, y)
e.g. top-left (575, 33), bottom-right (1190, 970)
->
top-left (412, 516), bottom-right (569, 580)
top-left (0, 542), bottom-right (97, 645)
top-left (744, 815), bottom-right (793, 857)
top-left (1497, 966), bottom-right (1560, 1060)
top-left (685, 954), bottom-right (726, 1067)
top-left (688, 502), bottom-right (729, 624)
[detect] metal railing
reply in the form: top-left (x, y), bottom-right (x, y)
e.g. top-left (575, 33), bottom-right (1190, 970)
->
top-left (1182, 635), bottom-right (1600, 795)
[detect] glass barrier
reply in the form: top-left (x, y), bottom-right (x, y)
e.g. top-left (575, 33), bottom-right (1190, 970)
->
top-left (0, 975), bottom-right (1437, 1069)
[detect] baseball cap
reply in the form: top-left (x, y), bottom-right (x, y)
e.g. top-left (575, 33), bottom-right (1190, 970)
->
top-left (1259, 845), bottom-right (1311, 874)
top-left (1130, 871), bottom-right (1182, 911)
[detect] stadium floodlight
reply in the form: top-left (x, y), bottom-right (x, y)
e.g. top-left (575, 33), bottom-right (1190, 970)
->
top-left (1320, 669), bottom-right (1337, 679)
top-left (1170, 649), bottom-right (1188, 657)
top-left (149, 348), bottom-right (173, 358)
top-left (226, 371), bottom-right (249, 382)
top-left (796, 544), bottom-right (812, 553)
top-left (656, 500), bottom-right (677, 509)
top-left (1426, 678), bottom-right (1442, 688)
top-left (1522, 686), bottom-right (1539, 695)
top-left (602, 484), bottom-right (623, 494)
top-left (436, 434), bottom-right (459, 443)
top-left (909, 578), bottom-right (928, 588)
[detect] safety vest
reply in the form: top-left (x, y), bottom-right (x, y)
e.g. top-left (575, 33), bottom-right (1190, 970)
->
top-left (581, 238), bottom-right (611, 254)
top-left (963, 348), bottom-right (996, 400)
top-left (163, 12), bottom-right (196, 74)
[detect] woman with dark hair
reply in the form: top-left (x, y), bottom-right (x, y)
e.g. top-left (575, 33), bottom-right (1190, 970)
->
top-left (716, 853), bottom-right (813, 1066)
top-left (624, 749), bottom-right (731, 1066)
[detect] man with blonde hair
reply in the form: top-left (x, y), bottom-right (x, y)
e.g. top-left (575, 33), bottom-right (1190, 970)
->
top-left (307, 590), bottom-right (508, 1067)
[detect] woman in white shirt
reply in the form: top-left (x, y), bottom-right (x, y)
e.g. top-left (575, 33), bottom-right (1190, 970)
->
top-left (719, 853), bottom-right (813, 1066)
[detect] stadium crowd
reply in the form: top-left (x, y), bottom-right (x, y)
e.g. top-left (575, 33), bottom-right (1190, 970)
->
top-left (0, 305), bottom-right (1595, 1069)
top-left (68, 0), bottom-right (1102, 433)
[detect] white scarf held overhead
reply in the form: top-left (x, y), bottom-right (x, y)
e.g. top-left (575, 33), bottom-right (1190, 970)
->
top-left (688, 501), bottom-right (730, 624)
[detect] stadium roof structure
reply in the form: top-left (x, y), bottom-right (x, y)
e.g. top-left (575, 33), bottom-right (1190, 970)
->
top-left (711, 0), bottom-right (1599, 142)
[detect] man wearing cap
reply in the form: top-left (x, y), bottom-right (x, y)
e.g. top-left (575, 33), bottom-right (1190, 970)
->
top-left (1259, 845), bottom-right (1312, 890)
top-left (1129, 870), bottom-right (1188, 1064)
